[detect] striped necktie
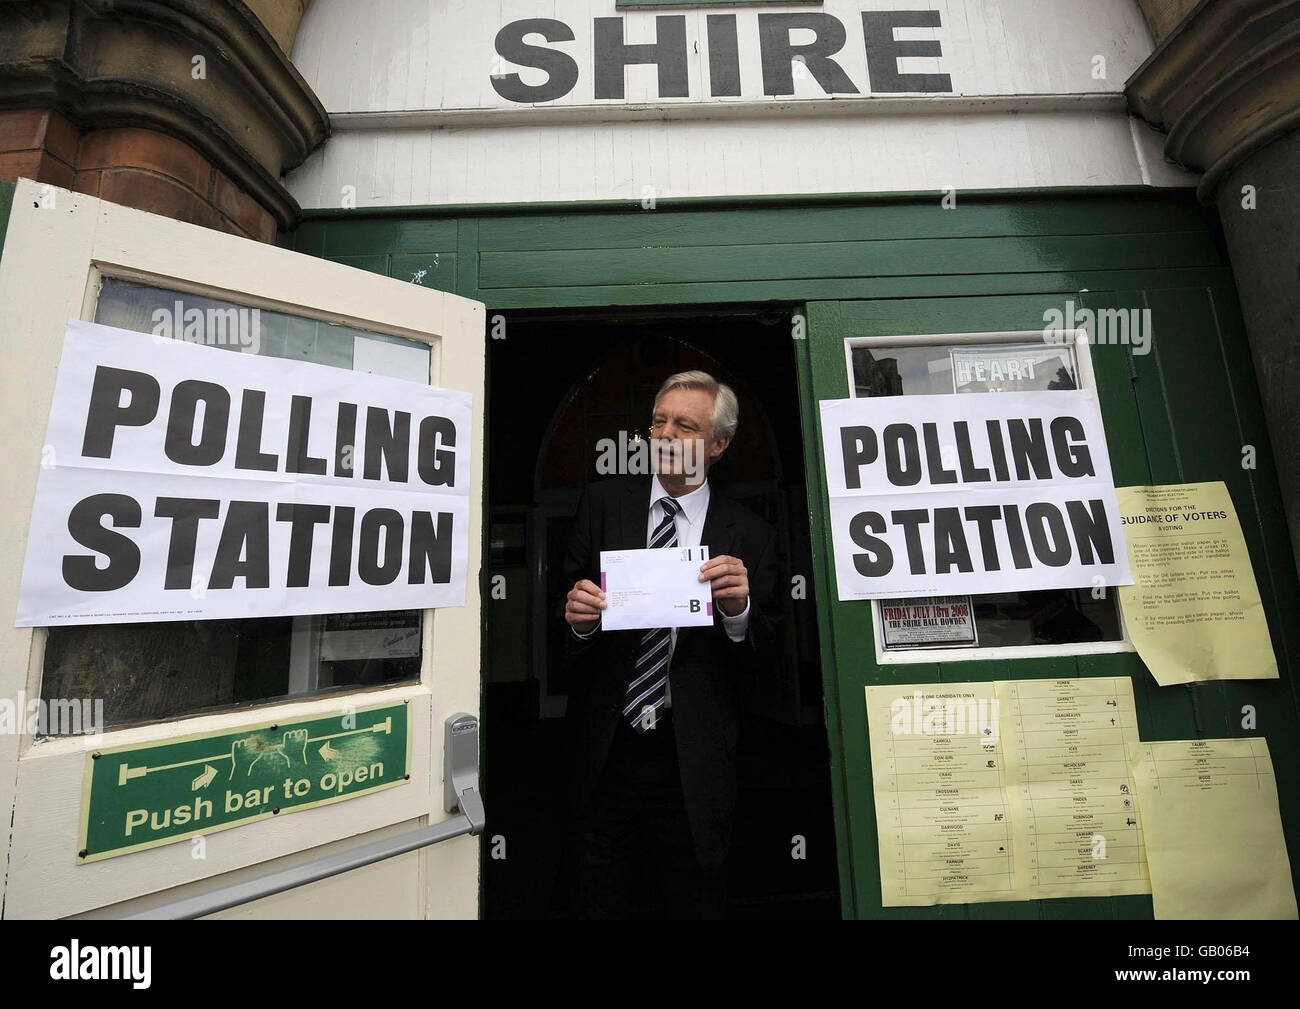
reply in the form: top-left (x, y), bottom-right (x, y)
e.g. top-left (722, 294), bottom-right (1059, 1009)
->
top-left (624, 496), bottom-right (680, 733)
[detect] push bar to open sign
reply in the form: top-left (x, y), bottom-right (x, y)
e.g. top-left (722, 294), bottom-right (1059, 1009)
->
top-left (116, 717), bottom-right (393, 786)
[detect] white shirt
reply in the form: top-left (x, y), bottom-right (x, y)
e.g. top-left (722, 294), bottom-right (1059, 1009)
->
top-left (574, 476), bottom-right (751, 707)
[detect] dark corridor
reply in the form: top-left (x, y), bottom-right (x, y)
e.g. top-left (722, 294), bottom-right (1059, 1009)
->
top-left (481, 306), bottom-right (840, 919)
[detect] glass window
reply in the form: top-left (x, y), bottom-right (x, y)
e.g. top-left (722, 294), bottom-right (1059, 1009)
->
top-left (39, 279), bottom-right (430, 733)
top-left (850, 339), bottom-right (1122, 652)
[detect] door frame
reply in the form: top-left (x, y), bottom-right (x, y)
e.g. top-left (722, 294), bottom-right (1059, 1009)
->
top-left (0, 179), bottom-right (486, 918)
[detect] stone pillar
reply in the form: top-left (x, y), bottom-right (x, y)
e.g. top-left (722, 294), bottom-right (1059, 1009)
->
top-left (0, 0), bottom-right (326, 241)
top-left (1128, 0), bottom-right (1300, 578)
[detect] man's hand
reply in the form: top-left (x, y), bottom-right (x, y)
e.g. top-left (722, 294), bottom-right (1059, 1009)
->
top-left (565, 578), bottom-right (606, 632)
top-left (700, 555), bottom-right (748, 616)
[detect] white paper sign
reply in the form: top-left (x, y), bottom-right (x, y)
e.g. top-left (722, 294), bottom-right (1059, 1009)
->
top-left (599, 545), bottom-right (712, 631)
top-left (15, 320), bottom-right (473, 626)
top-left (820, 389), bottom-right (1132, 600)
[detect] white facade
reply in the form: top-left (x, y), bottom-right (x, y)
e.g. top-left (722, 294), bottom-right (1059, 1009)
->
top-left (285, 0), bottom-right (1197, 209)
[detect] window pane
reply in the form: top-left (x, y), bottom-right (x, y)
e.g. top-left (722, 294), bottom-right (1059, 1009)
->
top-left (39, 280), bottom-right (427, 733)
top-left (851, 340), bottom-right (1122, 651)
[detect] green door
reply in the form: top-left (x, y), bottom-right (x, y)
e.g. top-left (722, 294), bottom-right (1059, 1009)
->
top-left (796, 291), bottom-right (1300, 919)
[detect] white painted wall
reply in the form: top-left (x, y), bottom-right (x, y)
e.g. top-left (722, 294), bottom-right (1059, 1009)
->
top-left (284, 0), bottom-right (1197, 209)
top-left (293, 0), bottom-right (1150, 112)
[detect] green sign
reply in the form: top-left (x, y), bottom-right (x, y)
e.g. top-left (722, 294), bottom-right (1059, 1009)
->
top-left (77, 703), bottom-right (410, 863)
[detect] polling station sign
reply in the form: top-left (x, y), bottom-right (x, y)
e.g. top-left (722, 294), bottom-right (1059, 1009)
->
top-left (15, 320), bottom-right (472, 626)
top-left (819, 389), bottom-right (1132, 600)
top-left (77, 703), bottom-right (409, 862)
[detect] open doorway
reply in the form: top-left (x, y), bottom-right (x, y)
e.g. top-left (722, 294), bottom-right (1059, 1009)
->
top-left (482, 306), bottom-right (839, 918)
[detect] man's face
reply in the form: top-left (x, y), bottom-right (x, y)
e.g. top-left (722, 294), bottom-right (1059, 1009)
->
top-left (651, 387), bottom-right (728, 483)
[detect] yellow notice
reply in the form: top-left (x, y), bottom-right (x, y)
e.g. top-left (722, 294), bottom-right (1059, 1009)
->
top-left (1128, 738), bottom-right (1297, 920)
top-left (865, 682), bottom-right (1013, 906)
top-left (865, 678), bottom-right (1150, 907)
top-left (1116, 482), bottom-right (1278, 686)
top-left (998, 678), bottom-right (1149, 899)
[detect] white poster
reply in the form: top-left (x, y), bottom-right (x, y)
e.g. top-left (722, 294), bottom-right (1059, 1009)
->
top-left (820, 389), bottom-right (1132, 600)
top-left (15, 320), bottom-right (473, 626)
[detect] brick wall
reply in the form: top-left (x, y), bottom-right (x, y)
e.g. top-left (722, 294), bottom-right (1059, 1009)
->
top-left (0, 110), bottom-right (277, 243)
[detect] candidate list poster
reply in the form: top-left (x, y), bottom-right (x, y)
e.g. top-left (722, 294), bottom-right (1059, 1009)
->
top-left (819, 389), bottom-right (1132, 600)
top-left (15, 320), bottom-right (473, 626)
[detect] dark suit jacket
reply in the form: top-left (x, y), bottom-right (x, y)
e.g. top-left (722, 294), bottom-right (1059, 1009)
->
top-left (561, 474), bottom-right (781, 871)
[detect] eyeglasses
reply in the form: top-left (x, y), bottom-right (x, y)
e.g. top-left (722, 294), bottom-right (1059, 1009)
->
top-left (635, 422), bottom-right (678, 442)
top-left (631, 421), bottom-right (704, 442)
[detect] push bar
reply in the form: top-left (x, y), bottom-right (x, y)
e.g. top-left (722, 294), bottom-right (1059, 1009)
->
top-left (122, 712), bottom-right (483, 920)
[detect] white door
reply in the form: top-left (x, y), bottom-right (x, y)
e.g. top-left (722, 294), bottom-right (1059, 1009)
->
top-left (0, 179), bottom-right (485, 919)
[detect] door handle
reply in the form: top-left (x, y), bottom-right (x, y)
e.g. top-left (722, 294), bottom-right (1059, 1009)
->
top-left (444, 712), bottom-right (484, 833)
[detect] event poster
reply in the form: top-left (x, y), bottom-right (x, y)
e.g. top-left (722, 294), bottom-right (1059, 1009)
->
top-left (820, 390), bottom-right (1132, 600)
top-left (879, 595), bottom-right (977, 649)
top-left (1115, 482), bottom-right (1278, 685)
top-left (15, 320), bottom-right (473, 626)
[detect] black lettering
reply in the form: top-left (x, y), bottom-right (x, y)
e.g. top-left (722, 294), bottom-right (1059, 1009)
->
top-left (154, 496), bottom-right (220, 590)
top-left (210, 501), bottom-right (270, 589)
top-left (1008, 417), bottom-right (1052, 480)
top-left (329, 506), bottom-right (354, 587)
top-left (1026, 502), bottom-right (1072, 567)
top-left (276, 503), bottom-right (331, 588)
top-left (986, 419), bottom-right (1010, 481)
top-left (964, 505), bottom-right (1003, 571)
top-left (408, 511), bottom-right (453, 585)
top-left (594, 15), bottom-right (688, 100)
top-left (840, 425), bottom-right (877, 490)
top-left (63, 493), bottom-right (141, 591)
top-left (365, 407), bottom-right (411, 483)
top-left (1066, 499), bottom-right (1115, 565)
top-left (861, 10), bottom-right (952, 93)
top-left (759, 12), bottom-right (858, 96)
top-left (1051, 415), bottom-right (1095, 477)
top-left (234, 389), bottom-right (278, 472)
top-left (335, 402), bottom-right (357, 477)
top-left (359, 508), bottom-right (404, 585)
top-left (883, 423), bottom-right (922, 487)
top-left (890, 508), bottom-right (930, 575)
top-left (165, 380), bottom-right (230, 466)
top-left (848, 511), bottom-right (892, 577)
top-left (418, 416), bottom-right (457, 487)
top-left (933, 507), bottom-right (973, 573)
top-left (491, 19), bottom-right (579, 103)
top-left (1003, 504), bottom-right (1032, 569)
top-left (286, 395), bottom-right (327, 475)
top-left (923, 423), bottom-right (958, 484)
top-left (81, 366), bottom-right (160, 459)
top-left (706, 14), bottom-right (741, 97)
top-left (954, 421), bottom-right (991, 482)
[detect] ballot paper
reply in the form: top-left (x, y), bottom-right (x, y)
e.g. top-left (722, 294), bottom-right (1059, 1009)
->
top-left (998, 677), bottom-right (1149, 900)
top-left (866, 676), bottom-right (1151, 906)
top-left (1128, 738), bottom-right (1298, 920)
top-left (865, 682), bottom-right (1016, 906)
top-left (599, 546), bottom-right (713, 631)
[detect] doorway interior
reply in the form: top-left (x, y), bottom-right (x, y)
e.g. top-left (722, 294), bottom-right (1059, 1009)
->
top-left (482, 305), bottom-right (841, 918)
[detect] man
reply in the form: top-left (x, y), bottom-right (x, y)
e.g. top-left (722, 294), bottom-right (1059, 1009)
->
top-left (561, 370), bottom-right (781, 918)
